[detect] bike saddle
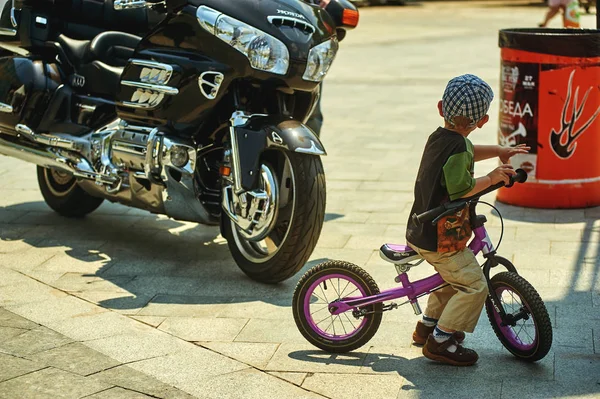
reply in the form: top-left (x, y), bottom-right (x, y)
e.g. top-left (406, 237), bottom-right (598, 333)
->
top-left (379, 244), bottom-right (419, 264)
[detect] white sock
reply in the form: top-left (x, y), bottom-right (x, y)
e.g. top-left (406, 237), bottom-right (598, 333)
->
top-left (422, 315), bottom-right (437, 327)
top-left (433, 326), bottom-right (457, 353)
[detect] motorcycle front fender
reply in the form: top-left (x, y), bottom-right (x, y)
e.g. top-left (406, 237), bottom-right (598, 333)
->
top-left (233, 117), bottom-right (326, 191)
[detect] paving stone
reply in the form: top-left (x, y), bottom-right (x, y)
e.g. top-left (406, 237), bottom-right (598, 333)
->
top-left (555, 353), bottom-right (600, 383)
top-left (159, 317), bottom-right (249, 342)
top-left (190, 368), bottom-right (324, 399)
top-left (0, 353), bottom-right (46, 382)
top-left (26, 342), bottom-right (120, 377)
top-left (137, 295), bottom-right (232, 317)
top-left (0, 367), bottom-right (111, 399)
top-left (128, 348), bottom-right (249, 393)
top-left (0, 308), bottom-right (38, 329)
top-left (198, 341), bottom-right (280, 369)
top-left (72, 291), bottom-right (154, 315)
top-left (0, 326), bottom-right (73, 356)
top-left (0, 326), bottom-right (28, 342)
top-left (265, 343), bottom-right (368, 374)
top-left (267, 371), bottom-right (307, 386)
top-left (235, 318), bottom-right (306, 344)
top-left (131, 316), bottom-right (166, 328)
top-left (84, 387), bottom-right (155, 399)
top-left (84, 330), bottom-right (187, 363)
top-left (302, 373), bottom-right (403, 399)
top-left (500, 380), bottom-right (600, 399)
top-left (399, 376), bottom-right (503, 399)
top-left (91, 365), bottom-right (196, 399)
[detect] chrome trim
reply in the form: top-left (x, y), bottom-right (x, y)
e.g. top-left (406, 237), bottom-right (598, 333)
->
top-left (35, 16), bottom-right (47, 25)
top-left (114, 0), bottom-right (148, 10)
top-left (10, 0), bottom-right (19, 28)
top-left (198, 71), bottom-right (224, 100)
top-left (267, 16), bottom-right (315, 34)
top-left (15, 124), bottom-right (85, 152)
top-left (112, 141), bottom-right (146, 156)
top-left (0, 102), bottom-right (13, 113)
top-left (295, 140), bottom-right (326, 156)
top-left (121, 81), bottom-right (178, 95)
top-left (196, 6), bottom-right (221, 33)
top-left (0, 28), bottom-right (17, 37)
top-left (131, 60), bottom-right (173, 85)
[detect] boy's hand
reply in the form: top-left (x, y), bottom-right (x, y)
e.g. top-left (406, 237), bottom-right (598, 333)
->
top-left (487, 164), bottom-right (516, 186)
top-left (499, 144), bottom-right (530, 164)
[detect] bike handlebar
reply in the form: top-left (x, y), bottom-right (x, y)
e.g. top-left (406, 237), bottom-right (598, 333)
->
top-left (412, 168), bottom-right (528, 226)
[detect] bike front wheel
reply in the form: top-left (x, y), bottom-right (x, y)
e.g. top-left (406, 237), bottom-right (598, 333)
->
top-left (485, 272), bottom-right (552, 362)
top-left (292, 260), bottom-right (382, 353)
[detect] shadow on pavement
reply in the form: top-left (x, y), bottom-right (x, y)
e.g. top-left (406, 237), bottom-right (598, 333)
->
top-left (0, 202), bottom-right (335, 312)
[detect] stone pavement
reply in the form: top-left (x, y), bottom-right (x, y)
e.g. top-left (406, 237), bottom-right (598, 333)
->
top-left (1, 2), bottom-right (599, 398)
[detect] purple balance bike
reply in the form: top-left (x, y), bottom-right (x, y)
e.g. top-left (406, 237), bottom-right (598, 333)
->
top-left (293, 169), bottom-right (553, 362)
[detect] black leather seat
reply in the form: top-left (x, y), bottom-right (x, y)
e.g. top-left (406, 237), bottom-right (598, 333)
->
top-left (58, 31), bottom-right (141, 68)
top-left (57, 31), bottom-right (141, 97)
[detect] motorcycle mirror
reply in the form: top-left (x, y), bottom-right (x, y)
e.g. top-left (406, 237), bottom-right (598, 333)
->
top-left (325, 0), bottom-right (359, 30)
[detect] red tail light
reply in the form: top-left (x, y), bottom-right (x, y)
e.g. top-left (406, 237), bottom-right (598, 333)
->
top-left (342, 9), bottom-right (359, 28)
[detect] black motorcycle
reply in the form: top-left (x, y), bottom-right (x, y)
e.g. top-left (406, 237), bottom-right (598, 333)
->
top-left (0, 0), bottom-right (358, 283)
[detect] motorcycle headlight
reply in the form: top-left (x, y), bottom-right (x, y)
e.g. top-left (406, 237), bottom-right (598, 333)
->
top-left (303, 38), bottom-right (339, 83)
top-left (197, 6), bottom-right (289, 76)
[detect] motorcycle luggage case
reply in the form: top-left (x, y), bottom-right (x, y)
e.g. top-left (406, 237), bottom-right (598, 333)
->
top-left (0, 56), bottom-right (58, 132)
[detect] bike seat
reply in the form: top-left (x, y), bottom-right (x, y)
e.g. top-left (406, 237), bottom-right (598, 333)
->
top-left (379, 244), bottom-right (419, 264)
top-left (58, 31), bottom-right (141, 68)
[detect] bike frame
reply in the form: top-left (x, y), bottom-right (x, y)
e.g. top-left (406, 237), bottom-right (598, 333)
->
top-left (330, 220), bottom-right (518, 325)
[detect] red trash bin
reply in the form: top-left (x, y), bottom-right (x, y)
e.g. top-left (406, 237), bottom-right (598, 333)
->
top-left (497, 29), bottom-right (600, 208)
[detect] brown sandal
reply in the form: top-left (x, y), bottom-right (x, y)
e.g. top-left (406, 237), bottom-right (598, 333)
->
top-left (412, 322), bottom-right (465, 345)
top-left (422, 334), bottom-right (478, 366)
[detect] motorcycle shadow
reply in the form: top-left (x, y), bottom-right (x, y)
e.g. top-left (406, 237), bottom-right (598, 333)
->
top-left (0, 201), bottom-right (329, 313)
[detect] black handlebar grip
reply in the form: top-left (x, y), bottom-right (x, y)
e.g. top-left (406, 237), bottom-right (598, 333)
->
top-left (505, 168), bottom-right (528, 188)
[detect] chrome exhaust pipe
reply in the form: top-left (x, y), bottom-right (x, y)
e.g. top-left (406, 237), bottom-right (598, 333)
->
top-left (0, 134), bottom-right (117, 185)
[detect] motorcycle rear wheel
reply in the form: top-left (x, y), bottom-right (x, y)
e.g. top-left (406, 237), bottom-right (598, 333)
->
top-left (223, 151), bottom-right (326, 284)
top-left (37, 166), bottom-right (104, 218)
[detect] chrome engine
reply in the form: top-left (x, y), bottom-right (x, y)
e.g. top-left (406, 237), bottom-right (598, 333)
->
top-left (0, 119), bottom-right (218, 225)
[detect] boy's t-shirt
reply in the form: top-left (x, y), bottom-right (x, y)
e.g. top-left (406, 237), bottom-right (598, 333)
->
top-left (406, 127), bottom-right (476, 253)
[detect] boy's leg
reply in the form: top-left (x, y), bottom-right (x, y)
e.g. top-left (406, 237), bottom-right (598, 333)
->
top-left (433, 249), bottom-right (488, 333)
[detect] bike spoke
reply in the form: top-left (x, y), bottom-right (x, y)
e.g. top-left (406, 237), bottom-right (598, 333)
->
top-left (331, 278), bottom-right (341, 299)
top-left (343, 287), bottom-right (359, 298)
top-left (343, 312), bottom-right (358, 330)
top-left (310, 304), bottom-right (330, 316)
top-left (338, 315), bottom-right (347, 335)
top-left (338, 281), bottom-right (351, 298)
top-left (312, 292), bottom-right (327, 304)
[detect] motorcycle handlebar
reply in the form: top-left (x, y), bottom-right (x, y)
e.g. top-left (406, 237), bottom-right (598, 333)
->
top-left (412, 168), bottom-right (528, 226)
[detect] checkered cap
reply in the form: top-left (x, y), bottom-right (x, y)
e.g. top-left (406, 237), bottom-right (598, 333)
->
top-left (442, 74), bottom-right (494, 126)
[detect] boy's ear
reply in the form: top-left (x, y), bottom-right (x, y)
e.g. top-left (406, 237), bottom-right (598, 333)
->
top-left (437, 100), bottom-right (444, 117)
top-left (477, 114), bottom-right (490, 128)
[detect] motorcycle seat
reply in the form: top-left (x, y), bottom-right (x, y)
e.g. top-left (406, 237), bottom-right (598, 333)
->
top-left (58, 31), bottom-right (141, 68)
top-left (57, 31), bottom-right (141, 97)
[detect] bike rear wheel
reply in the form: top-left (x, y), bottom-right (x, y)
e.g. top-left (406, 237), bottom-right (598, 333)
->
top-left (292, 260), bottom-right (382, 353)
top-left (485, 272), bottom-right (552, 362)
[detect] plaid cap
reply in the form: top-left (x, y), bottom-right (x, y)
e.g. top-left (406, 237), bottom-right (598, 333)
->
top-left (442, 74), bottom-right (494, 127)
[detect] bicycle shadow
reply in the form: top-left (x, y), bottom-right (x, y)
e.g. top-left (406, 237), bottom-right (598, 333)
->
top-left (0, 201), bottom-right (335, 312)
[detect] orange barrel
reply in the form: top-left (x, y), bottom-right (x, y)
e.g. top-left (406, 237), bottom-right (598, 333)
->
top-left (497, 29), bottom-right (600, 208)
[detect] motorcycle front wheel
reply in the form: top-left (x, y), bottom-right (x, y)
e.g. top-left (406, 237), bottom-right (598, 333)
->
top-left (222, 150), bottom-right (326, 284)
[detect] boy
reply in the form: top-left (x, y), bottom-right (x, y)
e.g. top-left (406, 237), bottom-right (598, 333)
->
top-left (406, 74), bottom-right (529, 366)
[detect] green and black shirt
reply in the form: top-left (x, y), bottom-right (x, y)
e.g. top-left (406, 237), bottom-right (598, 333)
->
top-left (406, 127), bottom-right (476, 252)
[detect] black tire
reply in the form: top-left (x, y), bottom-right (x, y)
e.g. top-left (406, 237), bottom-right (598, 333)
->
top-left (223, 151), bottom-right (326, 284)
top-left (485, 272), bottom-right (553, 362)
top-left (37, 166), bottom-right (104, 218)
top-left (292, 260), bottom-right (382, 353)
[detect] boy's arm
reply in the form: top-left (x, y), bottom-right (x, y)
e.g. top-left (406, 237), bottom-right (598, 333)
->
top-left (474, 144), bottom-right (531, 163)
top-left (473, 145), bottom-right (500, 162)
